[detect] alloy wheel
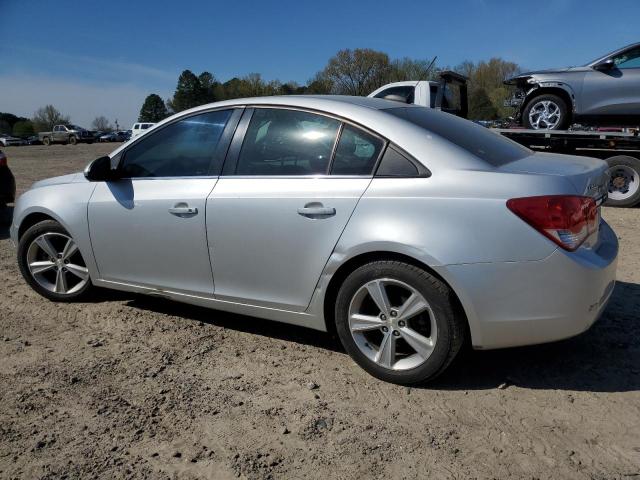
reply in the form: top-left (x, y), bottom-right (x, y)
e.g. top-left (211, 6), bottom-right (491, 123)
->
top-left (348, 278), bottom-right (437, 371)
top-left (26, 232), bottom-right (89, 295)
top-left (528, 100), bottom-right (562, 129)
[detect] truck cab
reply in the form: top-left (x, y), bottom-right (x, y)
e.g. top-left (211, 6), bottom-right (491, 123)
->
top-left (368, 72), bottom-right (469, 119)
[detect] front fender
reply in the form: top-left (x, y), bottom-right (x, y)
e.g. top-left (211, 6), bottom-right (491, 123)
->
top-left (12, 183), bottom-right (99, 280)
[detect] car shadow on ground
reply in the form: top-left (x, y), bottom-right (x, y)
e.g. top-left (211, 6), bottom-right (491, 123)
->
top-left (125, 280), bottom-right (640, 394)
top-left (2, 215), bottom-right (637, 393)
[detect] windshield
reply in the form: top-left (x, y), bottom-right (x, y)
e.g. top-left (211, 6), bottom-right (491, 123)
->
top-left (65, 125), bottom-right (85, 130)
top-left (385, 107), bottom-right (531, 166)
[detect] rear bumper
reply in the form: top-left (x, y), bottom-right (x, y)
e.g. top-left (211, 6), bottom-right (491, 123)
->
top-left (439, 220), bottom-right (618, 349)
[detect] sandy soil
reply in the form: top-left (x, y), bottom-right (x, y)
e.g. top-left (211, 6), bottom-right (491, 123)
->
top-left (1, 144), bottom-right (639, 479)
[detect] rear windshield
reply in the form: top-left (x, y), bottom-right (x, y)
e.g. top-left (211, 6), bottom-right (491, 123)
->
top-left (385, 107), bottom-right (531, 166)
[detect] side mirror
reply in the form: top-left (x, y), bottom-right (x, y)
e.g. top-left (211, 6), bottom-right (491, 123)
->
top-left (594, 58), bottom-right (615, 71)
top-left (84, 156), bottom-right (119, 181)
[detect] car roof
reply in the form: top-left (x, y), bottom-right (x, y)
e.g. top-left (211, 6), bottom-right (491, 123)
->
top-left (109, 95), bottom-right (489, 171)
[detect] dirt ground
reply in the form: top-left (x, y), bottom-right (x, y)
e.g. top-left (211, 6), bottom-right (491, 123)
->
top-left (0, 144), bottom-right (639, 480)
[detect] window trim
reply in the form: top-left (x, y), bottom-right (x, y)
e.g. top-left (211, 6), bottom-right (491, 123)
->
top-left (221, 105), bottom-right (388, 178)
top-left (116, 107), bottom-right (243, 180)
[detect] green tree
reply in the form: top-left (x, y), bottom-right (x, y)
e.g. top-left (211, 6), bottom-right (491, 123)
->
top-left (468, 88), bottom-right (498, 120)
top-left (138, 94), bottom-right (169, 122)
top-left (32, 105), bottom-right (70, 132)
top-left (198, 71), bottom-right (218, 103)
top-left (0, 112), bottom-right (29, 134)
top-left (456, 58), bottom-right (521, 119)
top-left (321, 48), bottom-right (391, 95)
top-left (12, 120), bottom-right (35, 137)
top-left (167, 70), bottom-right (205, 113)
top-left (388, 57), bottom-right (438, 82)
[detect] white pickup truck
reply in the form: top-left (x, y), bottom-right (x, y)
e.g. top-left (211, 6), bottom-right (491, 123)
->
top-left (367, 71), bottom-right (469, 119)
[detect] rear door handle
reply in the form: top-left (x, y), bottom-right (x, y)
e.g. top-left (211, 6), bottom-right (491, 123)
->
top-left (297, 203), bottom-right (336, 218)
top-left (168, 204), bottom-right (198, 216)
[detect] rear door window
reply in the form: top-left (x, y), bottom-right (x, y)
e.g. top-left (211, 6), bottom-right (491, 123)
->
top-left (235, 108), bottom-right (340, 175)
top-left (331, 125), bottom-right (384, 175)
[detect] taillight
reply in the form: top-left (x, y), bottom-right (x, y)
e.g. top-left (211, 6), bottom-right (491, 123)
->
top-left (0, 154), bottom-right (6, 167)
top-left (507, 195), bottom-right (598, 251)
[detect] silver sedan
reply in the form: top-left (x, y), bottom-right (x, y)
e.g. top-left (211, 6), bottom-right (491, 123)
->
top-left (10, 96), bottom-right (618, 384)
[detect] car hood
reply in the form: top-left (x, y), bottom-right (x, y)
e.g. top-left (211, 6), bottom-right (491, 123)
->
top-left (31, 172), bottom-right (88, 189)
top-left (505, 66), bottom-right (587, 84)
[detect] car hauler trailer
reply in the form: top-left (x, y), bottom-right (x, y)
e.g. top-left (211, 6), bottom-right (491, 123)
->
top-left (493, 128), bottom-right (640, 207)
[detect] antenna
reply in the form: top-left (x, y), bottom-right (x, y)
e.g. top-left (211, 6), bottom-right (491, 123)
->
top-left (425, 56), bottom-right (438, 79)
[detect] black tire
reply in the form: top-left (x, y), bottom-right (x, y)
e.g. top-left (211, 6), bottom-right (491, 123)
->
top-left (522, 93), bottom-right (570, 130)
top-left (42, 137), bottom-right (51, 146)
top-left (69, 136), bottom-right (77, 145)
top-left (605, 155), bottom-right (640, 207)
top-left (17, 220), bottom-right (94, 302)
top-left (334, 261), bottom-right (466, 385)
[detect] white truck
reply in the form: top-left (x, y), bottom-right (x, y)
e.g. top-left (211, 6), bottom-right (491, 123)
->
top-left (369, 73), bottom-right (640, 207)
top-left (131, 122), bottom-right (155, 139)
top-left (368, 72), bottom-right (468, 119)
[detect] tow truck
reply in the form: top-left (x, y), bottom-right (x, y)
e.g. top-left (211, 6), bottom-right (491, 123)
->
top-left (369, 75), bottom-right (640, 207)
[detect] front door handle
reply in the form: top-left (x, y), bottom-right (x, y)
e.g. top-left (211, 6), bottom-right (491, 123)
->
top-left (168, 203), bottom-right (198, 216)
top-left (297, 203), bottom-right (336, 218)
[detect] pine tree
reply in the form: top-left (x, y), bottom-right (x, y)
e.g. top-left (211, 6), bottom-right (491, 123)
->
top-left (138, 94), bottom-right (169, 122)
top-left (167, 70), bottom-right (204, 113)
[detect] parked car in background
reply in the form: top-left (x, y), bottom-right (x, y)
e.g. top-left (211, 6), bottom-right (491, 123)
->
top-left (0, 149), bottom-right (16, 212)
top-left (0, 134), bottom-right (26, 146)
top-left (25, 135), bottom-right (42, 145)
top-left (99, 131), bottom-right (129, 142)
top-left (505, 42), bottom-right (640, 130)
top-left (11, 96), bottom-right (617, 385)
top-left (39, 125), bottom-right (95, 145)
top-left (131, 122), bottom-right (155, 139)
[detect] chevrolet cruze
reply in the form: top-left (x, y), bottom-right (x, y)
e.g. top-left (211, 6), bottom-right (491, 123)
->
top-left (11, 96), bottom-right (618, 384)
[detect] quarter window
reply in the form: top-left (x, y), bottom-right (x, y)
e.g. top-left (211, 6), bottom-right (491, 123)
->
top-left (376, 146), bottom-right (420, 177)
top-left (331, 125), bottom-right (384, 175)
top-left (120, 110), bottom-right (232, 178)
top-left (235, 108), bottom-right (340, 175)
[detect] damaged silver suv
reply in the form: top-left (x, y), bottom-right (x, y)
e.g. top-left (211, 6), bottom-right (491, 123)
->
top-left (506, 42), bottom-right (640, 130)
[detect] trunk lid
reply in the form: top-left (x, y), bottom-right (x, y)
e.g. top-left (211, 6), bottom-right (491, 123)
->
top-left (500, 152), bottom-right (608, 203)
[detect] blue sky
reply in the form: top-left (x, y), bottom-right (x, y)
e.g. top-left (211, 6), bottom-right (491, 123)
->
top-left (1, 0), bottom-right (638, 127)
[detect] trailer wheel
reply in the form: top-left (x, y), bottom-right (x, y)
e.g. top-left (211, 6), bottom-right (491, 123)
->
top-left (605, 155), bottom-right (640, 207)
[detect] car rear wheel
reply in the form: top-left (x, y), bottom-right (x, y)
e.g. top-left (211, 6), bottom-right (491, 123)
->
top-left (523, 94), bottom-right (569, 130)
top-left (42, 137), bottom-right (51, 146)
top-left (69, 136), bottom-right (77, 145)
top-left (605, 155), bottom-right (640, 207)
top-left (334, 261), bottom-right (465, 385)
top-left (18, 220), bottom-right (94, 301)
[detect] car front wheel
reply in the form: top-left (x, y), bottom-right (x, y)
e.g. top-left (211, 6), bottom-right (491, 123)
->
top-left (334, 261), bottom-right (465, 385)
top-left (523, 94), bottom-right (569, 130)
top-left (18, 220), bottom-right (94, 301)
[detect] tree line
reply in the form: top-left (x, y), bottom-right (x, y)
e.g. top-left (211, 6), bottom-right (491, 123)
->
top-left (139, 48), bottom-right (520, 122)
top-left (0, 48), bottom-right (522, 137)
